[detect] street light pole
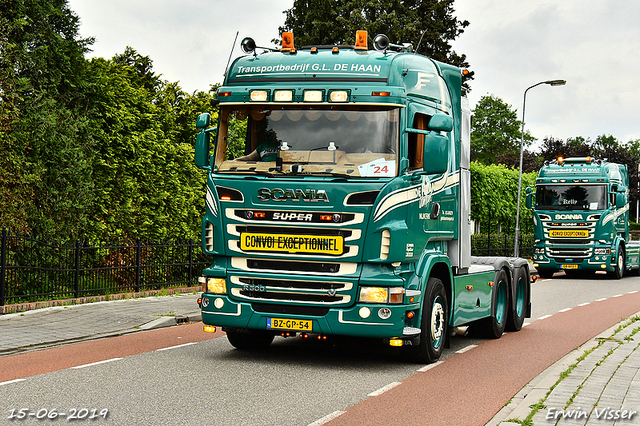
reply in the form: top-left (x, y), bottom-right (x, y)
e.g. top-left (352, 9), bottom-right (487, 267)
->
top-left (514, 79), bottom-right (566, 257)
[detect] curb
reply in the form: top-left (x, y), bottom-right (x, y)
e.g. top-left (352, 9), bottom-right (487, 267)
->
top-left (486, 310), bottom-right (640, 425)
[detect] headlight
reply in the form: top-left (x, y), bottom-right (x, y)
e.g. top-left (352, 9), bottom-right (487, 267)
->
top-left (594, 248), bottom-right (610, 255)
top-left (358, 286), bottom-right (404, 304)
top-left (206, 278), bottom-right (227, 294)
top-left (534, 248), bottom-right (545, 254)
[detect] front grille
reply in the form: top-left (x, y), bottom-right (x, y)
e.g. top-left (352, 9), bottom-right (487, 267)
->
top-left (542, 220), bottom-right (595, 260)
top-left (547, 246), bottom-right (592, 259)
top-left (240, 291), bottom-right (342, 303)
top-left (230, 276), bottom-right (353, 305)
top-left (247, 259), bottom-right (341, 273)
top-left (238, 277), bottom-right (346, 291)
top-left (252, 303), bottom-right (329, 316)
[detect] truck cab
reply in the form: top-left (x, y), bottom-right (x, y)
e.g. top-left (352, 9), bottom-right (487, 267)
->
top-left (195, 31), bottom-right (530, 363)
top-left (527, 157), bottom-right (640, 278)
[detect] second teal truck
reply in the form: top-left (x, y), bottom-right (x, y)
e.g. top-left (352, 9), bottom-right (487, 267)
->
top-left (194, 31), bottom-right (531, 363)
top-left (528, 157), bottom-right (640, 278)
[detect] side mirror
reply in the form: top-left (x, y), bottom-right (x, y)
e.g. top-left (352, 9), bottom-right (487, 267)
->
top-left (428, 113), bottom-right (453, 133)
top-left (195, 113), bottom-right (216, 170)
top-left (196, 112), bottom-right (210, 130)
top-left (525, 187), bottom-right (533, 209)
top-left (423, 132), bottom-right (448, 174)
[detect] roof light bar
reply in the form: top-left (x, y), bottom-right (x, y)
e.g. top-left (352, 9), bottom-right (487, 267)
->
top-left (250, 90), bottom-right (269, 102)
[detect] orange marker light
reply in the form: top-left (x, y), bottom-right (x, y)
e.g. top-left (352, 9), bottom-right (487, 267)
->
top-left (281, 32), bottom-right (294, 51)
top-left (355, 30), bottom-right (368, 50)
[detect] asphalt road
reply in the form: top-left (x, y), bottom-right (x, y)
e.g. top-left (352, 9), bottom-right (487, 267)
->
top-left (1, 272), bottom-right (639, 426)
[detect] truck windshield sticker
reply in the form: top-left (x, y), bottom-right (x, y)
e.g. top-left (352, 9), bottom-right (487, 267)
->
top-left (357, 158), bottom-right (395, 177)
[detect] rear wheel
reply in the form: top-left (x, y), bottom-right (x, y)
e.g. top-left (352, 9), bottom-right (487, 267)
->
top-left (226, 329), bottom-right (274, 350)
top-left (479, 269), bottom-right (509, 339)
top-left (506, 266), bottom-right (529, 332)
top-left (408, 277), bottom-right (448, 364)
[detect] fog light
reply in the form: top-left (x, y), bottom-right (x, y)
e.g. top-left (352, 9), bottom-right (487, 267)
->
top-left (359, 307), bottom-right (371, 319)
top-left (378, 307), bottom-right (392, 320)
top-left (214, 298), bottom-right (224, 309)
top-left (201, 297), bottom-right (209, 308)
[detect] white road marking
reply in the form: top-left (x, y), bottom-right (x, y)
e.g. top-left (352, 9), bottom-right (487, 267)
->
top-left (155, 342), bottom-right (197, 351)
top-left (537, 315), bottom-right (552, 320)
top-left (308, 411), bottom-right (346, 426)
top-left (559, 308), bottom-right (572, 313)
top-left (368, 381), bottom-right (402, 397)
top-left (455, 344), bottom-right (477, 354)
top-left (0, 378), bottom-right (26, 386)
top-left (71, 358), bottom-right (123, 369)
top-left (578, 302), bottom-right (590, 307)
top-left (417, 360), bottom-right (444, 372)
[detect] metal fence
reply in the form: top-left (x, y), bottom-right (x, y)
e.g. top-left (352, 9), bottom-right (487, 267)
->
top-left (471, 233), bottom-right (534, 258)
top-left (0, 228), bottom-right (210, 306)
top-left (0, 227), bottom-right (534, 306)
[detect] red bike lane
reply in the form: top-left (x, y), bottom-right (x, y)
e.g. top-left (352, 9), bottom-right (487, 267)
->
top-left (324, 291), bottom-right (640, 426)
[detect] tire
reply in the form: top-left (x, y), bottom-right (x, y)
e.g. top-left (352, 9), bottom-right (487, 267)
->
top-left (408, 277), bottom-right (448, 364)
top-left (226, 329), bottom-right (274, 350)
top-left (537, 268), bottom-right (555, 279)
top-left (479, 269), bottom-right (509, 339)
top-left (608, 246), bottom-right (625, 279)
top-left (506, 265), bottom-right (529, 332)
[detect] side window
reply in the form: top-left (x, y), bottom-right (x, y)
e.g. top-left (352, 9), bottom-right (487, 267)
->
top-left (225, 113), bottom-right (249, 160)
top-left (408, 112), bottom-right (430, 169)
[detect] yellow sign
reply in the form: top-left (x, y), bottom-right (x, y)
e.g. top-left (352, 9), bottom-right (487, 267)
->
top-left (240, 233), bottom-right (343, 255)
top-left (267, 318), bottom-right (312, 331)
top-left (549, 229), bottom-right (589, 238)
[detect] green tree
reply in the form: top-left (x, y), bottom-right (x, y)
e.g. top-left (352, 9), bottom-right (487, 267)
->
top-left (0, 0), bottom-right (96, 238)
top-left (470, 161), bottom-right (536, 235)
top-left (85, 50), bottom-right (210, 240)
top-left (470, 94), bottom-right (534, 165)
top-left (278, 0), bottom-right (470, 70)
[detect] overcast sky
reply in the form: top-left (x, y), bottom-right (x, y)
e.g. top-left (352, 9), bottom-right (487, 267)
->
top-left (67, 0), bottom-right (640, 147)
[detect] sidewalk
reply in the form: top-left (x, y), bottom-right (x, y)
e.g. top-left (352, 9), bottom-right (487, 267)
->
top-left (488, 311), bottom-right (640, 426)
top-left (0, 292), bottom-right (202, 356)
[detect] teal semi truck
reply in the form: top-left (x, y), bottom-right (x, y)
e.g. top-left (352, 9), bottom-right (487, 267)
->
top-left (194, 31), bottom-right (531, 363)
top-left (527, 157), bottom-right (640, 279)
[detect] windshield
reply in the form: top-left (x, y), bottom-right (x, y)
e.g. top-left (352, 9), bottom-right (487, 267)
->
top-left (214, 106), bottom-right (400, 178)
top-left (536, 184), bottom-right (607, 210)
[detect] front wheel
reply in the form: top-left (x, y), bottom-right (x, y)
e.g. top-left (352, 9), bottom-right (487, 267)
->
top-left (608, 246), bottom-right (625, 279)
top-left (407, 277), bottom-right (448, 364)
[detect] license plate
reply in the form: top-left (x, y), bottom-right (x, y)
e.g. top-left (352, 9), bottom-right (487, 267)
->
top-left (562, 264), bottom-right (579, 269)
top-left (267, 318), bottom-right (312, 331)
top-left (240, 233), bottom-right (343, 255)
top-left (549, 229), bottom-right (589, 238)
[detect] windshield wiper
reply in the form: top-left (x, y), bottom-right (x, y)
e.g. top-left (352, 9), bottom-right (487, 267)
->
top-left (222, 167), bottom-right (276, 177)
